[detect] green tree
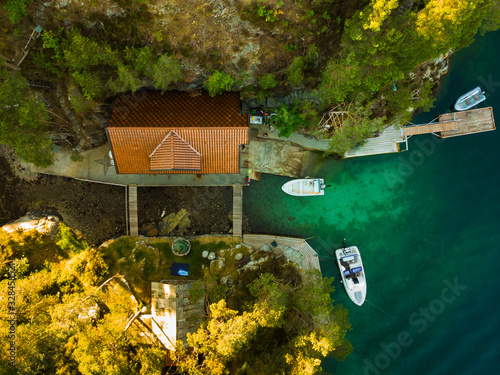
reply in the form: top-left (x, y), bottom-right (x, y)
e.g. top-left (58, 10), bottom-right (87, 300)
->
top-left (177, 268), bottom-right (351, 375)
top-left (124, 46), bottom-right (156, 76)
top-left (0, 66), bottom-right (54, 167)
top-left (151, 54), bottom-right (184, 91)
top-left (274, 104), bottom-right (310, 138)
top-left (204, 71), bottom-right (234, 97)
top-left (3, 0), bottom-right (31, 23)
top-left (325, 107), bottom-right (385, 156)
top-left (258, 73), bottom-right (278, 90)
top-left (416, 0), bottom-right (491, 51)
top-left (287, 56), bottom-right (304, 87)
top-left (108, 63), bottom-right (142, 93)
top-left (363, 0), bottom-right (399, 32)
top-left (71, 71), bottom-right (102, 100)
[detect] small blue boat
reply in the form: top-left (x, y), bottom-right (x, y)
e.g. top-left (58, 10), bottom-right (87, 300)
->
top-left (454, 87), bottom-right (486, 111)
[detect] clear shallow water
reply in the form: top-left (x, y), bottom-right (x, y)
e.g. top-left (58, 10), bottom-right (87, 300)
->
top-left (243, 29), bottom-right (500, 375)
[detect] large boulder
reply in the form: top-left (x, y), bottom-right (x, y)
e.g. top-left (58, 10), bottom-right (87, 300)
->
top-left (2, 214), bottom-right (60, 237)
top-left (282, 246), bottom-right (304, 269)
top-left (159, 209), bottom-right (190, 235)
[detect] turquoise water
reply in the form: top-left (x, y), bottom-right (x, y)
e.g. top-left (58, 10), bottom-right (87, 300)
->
top-left (243, 29), bottom-right (500, 375)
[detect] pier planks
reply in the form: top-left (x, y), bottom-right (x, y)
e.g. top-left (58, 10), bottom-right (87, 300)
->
top-left (232, 184), bottom-right (243, 237)
top-left (438, 107), bottom-right (495, 138)
top-left (128, 184), bottom-right (139, 237)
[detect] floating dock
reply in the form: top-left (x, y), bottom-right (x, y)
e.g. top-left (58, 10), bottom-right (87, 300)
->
top-left (438, 107), bottom-right (495, 138)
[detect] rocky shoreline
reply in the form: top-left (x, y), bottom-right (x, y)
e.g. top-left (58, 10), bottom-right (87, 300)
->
top-left (0, 148), bottom-right (238, 245)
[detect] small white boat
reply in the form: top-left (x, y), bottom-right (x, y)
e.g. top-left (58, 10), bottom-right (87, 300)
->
top-left (336, 243), bottom-right (366, 306)
top-left (454, 87), bottom-right (486, 111)
top-left (281, 178), bottom-right (325, 196)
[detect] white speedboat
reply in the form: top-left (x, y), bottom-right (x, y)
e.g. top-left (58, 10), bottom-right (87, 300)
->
top-left (454, 87), bottom-right (486, 111)
top-left (336, 243), bottom-right (366, 306)
top-left (281, 178), bottom-right (326, 196)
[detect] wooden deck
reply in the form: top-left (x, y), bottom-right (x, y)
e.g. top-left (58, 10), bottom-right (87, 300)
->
top-left (242, 234), bottom-right (321, 271)
top-left (438, 107), bottom-right (496, 138)
top-left (128, 184), bottom-right (139, 237)
top-left (232, 184), bottom-right (243, 237)
top-left (344, 126), bottom-right (405, 158)
top-left (402, 120), bottom-right (459, 136)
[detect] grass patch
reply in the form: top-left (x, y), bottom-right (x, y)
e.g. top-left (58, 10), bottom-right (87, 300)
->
top-left (101, 236), bottom-right (219, 301)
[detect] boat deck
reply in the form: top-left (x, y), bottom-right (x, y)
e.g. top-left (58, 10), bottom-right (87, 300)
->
top-left (438, 107), bottom-right (495, 138)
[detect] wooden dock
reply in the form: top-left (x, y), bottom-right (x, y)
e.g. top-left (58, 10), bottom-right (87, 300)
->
top-left (243, 234), bottom-right (321, 271)
top-left (344, 126), bottom-right (405, 158)
top-left (402, 120), bottom-right (459, 136)
top-left (128, 184), bottom-right (139, 237)
top-left (438, 107), bottom-right (495, 138)
top-left (232, 184), bottom-right (243, 237)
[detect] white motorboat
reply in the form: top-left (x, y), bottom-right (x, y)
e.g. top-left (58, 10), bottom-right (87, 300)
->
top-left (335, 243), bottom-right (366, 306)
top-left (454, 87), bottom-right (486, 111)
top-left (281, 178), bottom-right (325, 196)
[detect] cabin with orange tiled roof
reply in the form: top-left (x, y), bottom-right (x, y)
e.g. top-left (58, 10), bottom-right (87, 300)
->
top-left (106, 90), bottom-right (249, 174)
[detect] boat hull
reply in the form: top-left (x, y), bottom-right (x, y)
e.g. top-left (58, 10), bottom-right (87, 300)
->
top-left (336, 246), bottom-right (366, 306)
top-left (454, 87), bottom-right (486, 111)
top-left (281, 178), bottom-right (325, 196)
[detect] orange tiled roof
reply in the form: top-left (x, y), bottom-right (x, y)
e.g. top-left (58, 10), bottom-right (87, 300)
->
top-left (150, 131), bottom-right (201, 171)
top-left (108, 91), bottom-right (248, 129)
top-left (107, 91), bottom-right (248, 174)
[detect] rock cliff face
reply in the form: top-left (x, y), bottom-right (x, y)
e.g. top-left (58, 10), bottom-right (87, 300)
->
top-left (2, 213), bottom-right (61, 236)
top-left (9, 0), bottom-right (454, 159)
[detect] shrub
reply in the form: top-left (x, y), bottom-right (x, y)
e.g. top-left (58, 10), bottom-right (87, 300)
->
top-left (286, 57), bottom-right (304, 86)
top-left (108, 63), bottom-right (142, 94)
top-left (124, 46), bottom-right (155, 76)
top-left (71, 71), bottom-right (102, 100)
top-left (152, 55), bottom-right (184, 91)
top-left (258, 73), bottom-right (278, 90)
top-left (55, 223), bottom-right (89, 254)
top-left (73, 250), bottom-right (109, 287)
top-left (3, 0), bottom-right (31, 23)
top-left (304, 44), bottom-right (319, 65)
top-left (274, 104), bottom-right (309, 138)
top-left (204, 71), bottom-right (234, 97)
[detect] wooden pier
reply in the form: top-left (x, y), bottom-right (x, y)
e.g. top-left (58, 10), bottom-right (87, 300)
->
top-left (344, 126), bottom-right (406, 158)
top-left (232, 184), bottom-right (243, 237)
top-left (243, 234), bottom-right (321, 271)
top-left (402, 120), bottom-right (459, 136)
top-left (438, 107), bottom-right (495, 138)
top-left (128, 184), bottom-right (139, 237)
top-left (403, 107), bottom-right (495, 138)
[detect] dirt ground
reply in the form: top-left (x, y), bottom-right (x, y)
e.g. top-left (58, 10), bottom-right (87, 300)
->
top-left (0, 148), bottom-right (238, 245)
top-left (137, 186), bottom-right (234, 236)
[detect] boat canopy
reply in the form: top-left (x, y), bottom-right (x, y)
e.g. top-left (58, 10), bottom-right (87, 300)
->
top-left (342, 255), bottom-right (356, 261)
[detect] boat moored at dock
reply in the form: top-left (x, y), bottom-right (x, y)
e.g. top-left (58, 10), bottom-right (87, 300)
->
top-left (454, 87), bottom-right (486, 111)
